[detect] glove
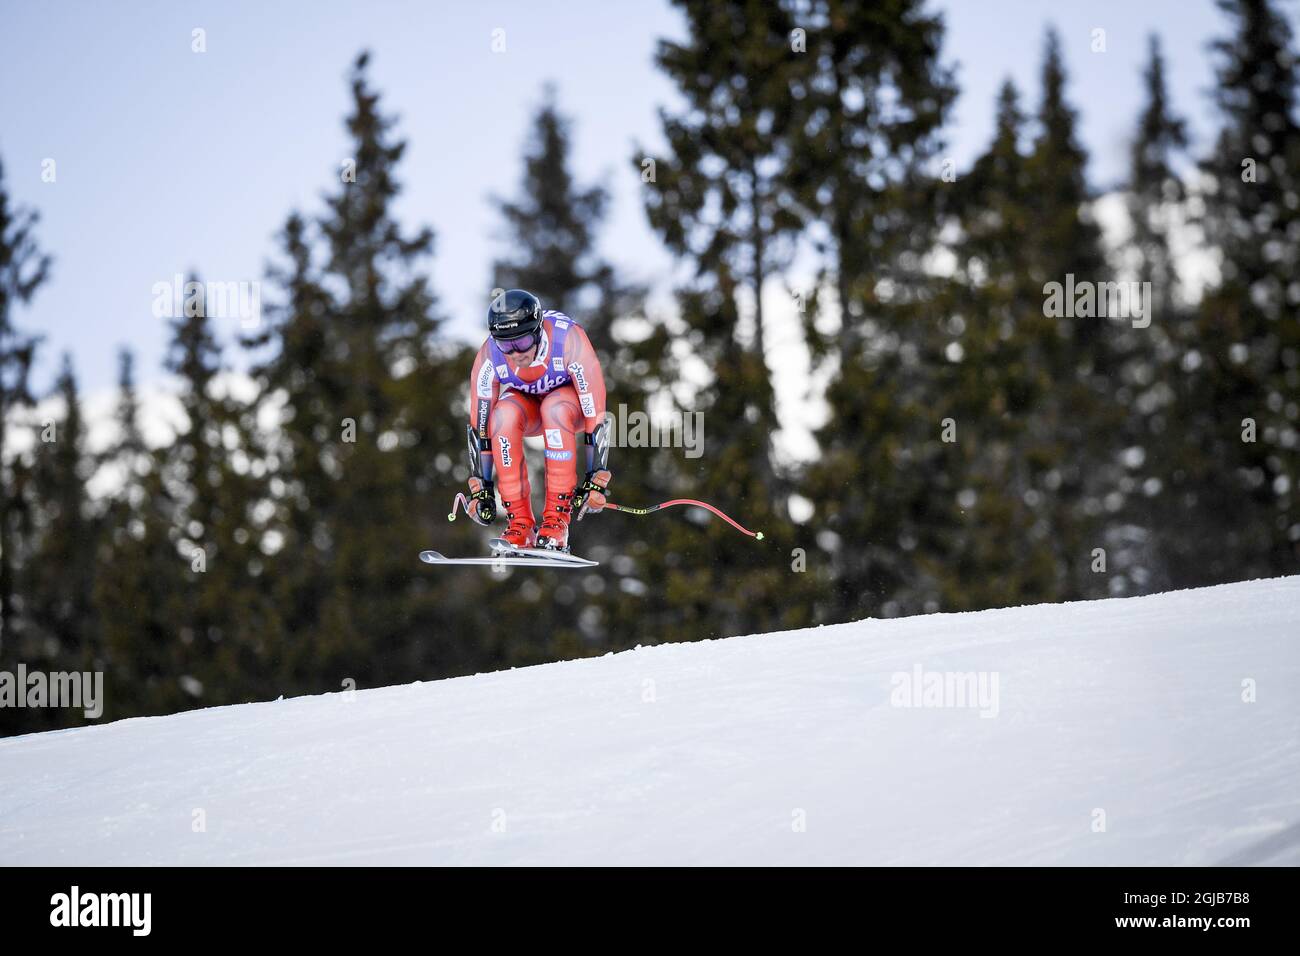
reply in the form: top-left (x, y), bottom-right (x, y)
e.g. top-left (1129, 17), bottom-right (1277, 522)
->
top-left (572, 470), bottom-right (611, 521)
top-left (467, 477), bottom-right (496, 524)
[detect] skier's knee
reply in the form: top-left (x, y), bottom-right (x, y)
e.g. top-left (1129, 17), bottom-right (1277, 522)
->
top-left (492, 401), bottom-right (526, 434)
top-left (542, 397), bottom-right (582, 431)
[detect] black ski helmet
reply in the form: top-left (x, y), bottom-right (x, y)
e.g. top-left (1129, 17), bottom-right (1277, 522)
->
top-left (487, 289), bottom-right (543, 341)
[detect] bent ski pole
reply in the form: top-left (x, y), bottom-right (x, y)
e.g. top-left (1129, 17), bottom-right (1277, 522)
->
top-left (447, 492), bottom-right (491, 526)
top-left (603, 498), bottom-right (764, 540)
top-left (447, 492), bottom-right (473, 522)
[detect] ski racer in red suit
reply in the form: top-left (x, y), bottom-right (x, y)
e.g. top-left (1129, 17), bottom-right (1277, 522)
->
top-left (464, 289), bottom-right (612, 552)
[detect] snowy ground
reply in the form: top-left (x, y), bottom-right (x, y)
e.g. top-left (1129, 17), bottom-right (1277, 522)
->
top-left (2, 576), bottom-right (1298, 866)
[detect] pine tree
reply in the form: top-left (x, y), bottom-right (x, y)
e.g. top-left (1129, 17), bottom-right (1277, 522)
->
top-left (1129, 35), bottom-right (1188, 313)
top-left (1170, 0), bottom-right (1300, 583)
top-left (92, 349), bottom-right (189, 720)
top-left (929, 79), bottom-right (1062, 609)
top-left (792, 0), bottom-right (958, 619)
top-left (0, 156), bottom-right (50, 653)
top-left (636, 0), bottom-right (824, 638)
top-left (1021, 28), bottom-right (1124, 599)
top-left (490, 86), bottom-right (612, 331)
top-left (248, 54), bottom-right (479, 692)
top-left (639, 0), bottom-right (808, 484)
top-left (1026, 30), bottom-right (1107, 286)
top-left (21, 356), bottom-right (98, 681)
top-left (788, 0), bottom-right (957, 359)
top-left (163, 279), bottom-right (276, 706)
top-left (1119, 36), bottom-right (1191, 593)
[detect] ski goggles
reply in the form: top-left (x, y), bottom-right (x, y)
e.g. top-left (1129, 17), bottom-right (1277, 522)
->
top-left (494, 332), bottom-right (538, 354)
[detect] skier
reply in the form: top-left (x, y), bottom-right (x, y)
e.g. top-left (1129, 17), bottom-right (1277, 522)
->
top-left (464, 289), bottom-right (612, 552)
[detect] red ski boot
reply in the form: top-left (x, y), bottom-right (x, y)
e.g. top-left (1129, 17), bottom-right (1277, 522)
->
top-left (498, 501), bottom-right (537, 550)
top-left (535, 492), bottom-right (572, 552)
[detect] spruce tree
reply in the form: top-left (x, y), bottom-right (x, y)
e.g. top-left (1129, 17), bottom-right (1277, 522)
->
top-left (490, 86), bottom-right (611, 331)
top-left (1119, 36), bottom-right (1190, 593)
top-left (1021, 28), bottom-right (1124, 599)
top-left (931, 79), bottom-right (1062, 609)
top-left (1172, 0), bottom-right (1300, 583)
top-left (249, 54), bottom-right (478, 691)
top-left (21, 356), bottom-right (98, 680)
top-left (787, 0), bottom-right (957, 358)
top-left (93, 349), bottom-right (189, 720)
top-left (792, 0), bottom-right (958, 619)
top-left (639, 0), bottom-right (808, 484)
top-left (0, 156), bottom-right (50, 653)
top-left (1129, 35), bottom-right (1188, 313)
top-left (165, 279), bottom-right (276, 706)
top-left (637, 0), bottom-right (825, 638)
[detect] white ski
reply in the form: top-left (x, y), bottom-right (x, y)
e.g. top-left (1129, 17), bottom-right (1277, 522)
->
top-left (419, 544), bottom-right (598, 568)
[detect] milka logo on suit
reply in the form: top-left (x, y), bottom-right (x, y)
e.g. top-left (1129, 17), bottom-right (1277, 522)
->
top-left (511, 371), bottom-right (569, 395)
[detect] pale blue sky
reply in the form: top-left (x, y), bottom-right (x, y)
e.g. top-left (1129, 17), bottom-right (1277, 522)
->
top-left (0, 1), bottom-right (1289, 394)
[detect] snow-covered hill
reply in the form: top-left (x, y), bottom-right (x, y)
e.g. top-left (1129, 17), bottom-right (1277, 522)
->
top-left (2, 577), bottom-right (1297, 866)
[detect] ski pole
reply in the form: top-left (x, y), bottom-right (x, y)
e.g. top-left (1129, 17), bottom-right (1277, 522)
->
top-left (448, 492), bottom-right (472, 521)
top-left (603, 498), bottom-right (764, 540)
top-left (452, 489), bottom-right (764, 540)
top-left (447, 492), bottom-right (490, 525)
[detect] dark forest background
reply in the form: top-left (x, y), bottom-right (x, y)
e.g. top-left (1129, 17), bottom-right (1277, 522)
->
top-left (2, 0), bottom-right (1296, 735)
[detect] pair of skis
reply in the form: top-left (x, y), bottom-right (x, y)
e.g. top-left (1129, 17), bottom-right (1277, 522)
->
top-left (419, 538), bottom-right (597, 569)
top-left (421, 494), bottom-right (763, 570)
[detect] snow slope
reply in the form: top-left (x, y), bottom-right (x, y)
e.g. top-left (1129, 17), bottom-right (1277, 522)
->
top-left (2, 577), bottom-right (1298, 866)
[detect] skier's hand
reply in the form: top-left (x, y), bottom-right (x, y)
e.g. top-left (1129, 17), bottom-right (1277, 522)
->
top-left (467, 477), bottom-right (496, 524)
top-left (573, 470), bottom-right (611, 521)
